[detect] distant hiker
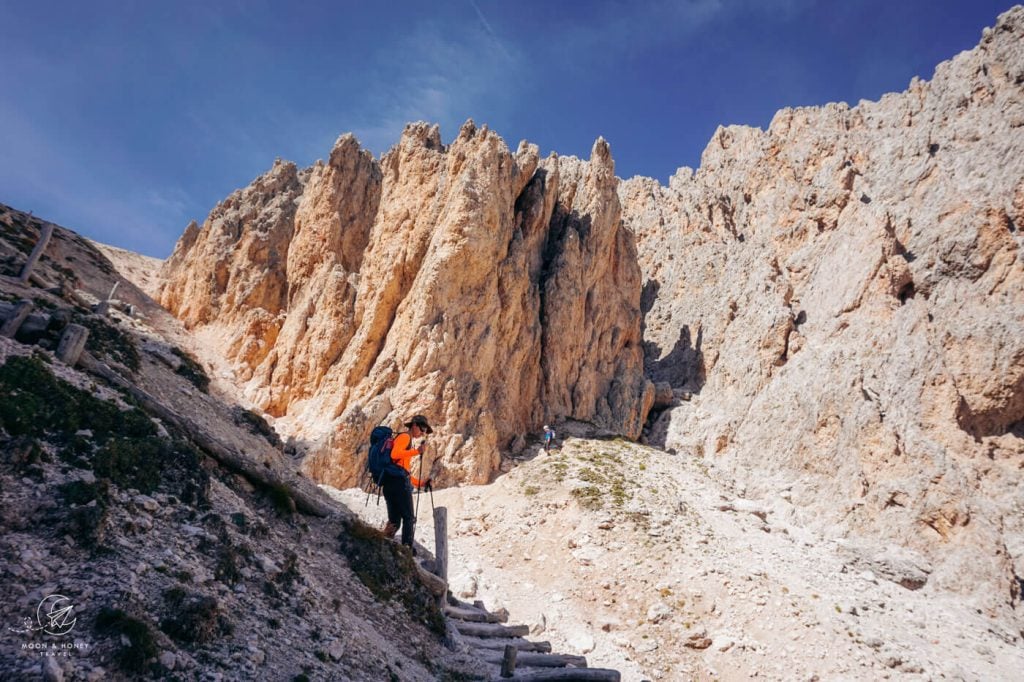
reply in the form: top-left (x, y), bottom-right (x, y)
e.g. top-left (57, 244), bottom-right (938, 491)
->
top-left (381, 415), bottom-right (433, 552)
top-left (543, 425), bottom-right (555, 452)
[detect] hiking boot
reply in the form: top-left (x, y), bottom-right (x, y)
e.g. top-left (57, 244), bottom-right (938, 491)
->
top-left (382, 521), bottom-right (398, 537)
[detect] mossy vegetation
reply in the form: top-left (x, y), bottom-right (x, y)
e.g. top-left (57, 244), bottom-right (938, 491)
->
top-left (214, 539), bottom-right (254, 586)
top-left (337, 518), bottom-right (445, 634)
top-left (538, 444), bottom-right (640, 511)
top-left (160, 593), bottom-right (228, 644)
top-left (73, 313), bottom-right (141, 372)
top-left (0, 355), bottom-right (152, 445)
top-left (59, 478), bottom-right (110, 506)
top-left (171, 346), bottom-right (210, 393)
top-left (0, 355), bottom-right (210, 505)
top-left (253, 479), bottom-right (295, 516)
top-left (95, 607), bottom-right (159, 673)
top-left (570, 485), bottom-right (603, 510)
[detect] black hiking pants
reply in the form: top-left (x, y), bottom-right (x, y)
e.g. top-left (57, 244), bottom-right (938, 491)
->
top-left (381, 473), bottom-right (415, 548)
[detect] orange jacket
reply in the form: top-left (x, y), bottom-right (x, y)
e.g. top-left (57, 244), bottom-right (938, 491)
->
top-left (390, 432), bottom-right (425, 488)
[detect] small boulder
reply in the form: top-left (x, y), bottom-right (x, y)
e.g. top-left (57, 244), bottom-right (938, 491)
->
top-left (159, 651), bottom-right (177, 671)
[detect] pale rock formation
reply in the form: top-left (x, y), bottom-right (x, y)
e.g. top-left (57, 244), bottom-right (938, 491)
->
top-left (160, 124), bottom-right (650, 486)
top-left (161, 158), bottom-right (304, 374)
top-left (158, 6), bottom-right (1023, 623)
top-left (621, 6), bottom-right (1024, 617)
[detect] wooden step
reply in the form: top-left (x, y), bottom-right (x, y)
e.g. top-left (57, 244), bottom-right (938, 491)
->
top-left (462, 636), bottom-right (553, 653)
top-left (445, 604), bottom-right (507, 623)
top-left (448, 596), bottom-right (511, 621)
top-left (496, 668), bottom-right (621, 681)
top-left (450, 619), bottom-right (530, 638)
top-left (480, 650), bottom-right (587, 668)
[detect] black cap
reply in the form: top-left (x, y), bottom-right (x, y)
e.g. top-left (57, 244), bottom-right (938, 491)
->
top-left (405, 415), bottom-right (433, 434)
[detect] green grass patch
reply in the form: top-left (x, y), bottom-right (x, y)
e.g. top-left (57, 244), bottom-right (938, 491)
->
top-left (338, 518), bottom-right (445, 634)
top-left (0, 355), bottom-right (153, 444)
top-left (570, 485), bottom-right (603, 510)
top-left (0, 355), bottom-right (210, 504)
top-left (74, 313), bottom-right (141, 372)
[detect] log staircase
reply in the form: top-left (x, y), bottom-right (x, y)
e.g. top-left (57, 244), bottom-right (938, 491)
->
top-left (421, 508), bottom-right (621, 681)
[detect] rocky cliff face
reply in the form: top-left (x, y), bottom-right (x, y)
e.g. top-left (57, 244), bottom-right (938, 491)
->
top-left (621, 6), bottom-right (1024, 617)
top-left (160, 6), bottom-right (1023, 620)
top-left (160, 123), bottom-right (651, 486)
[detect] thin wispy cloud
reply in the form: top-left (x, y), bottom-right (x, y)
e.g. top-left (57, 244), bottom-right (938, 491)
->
top-left (350, 20), bottom-right (524, 154)
top-left (469, 0), bottom-right (516, 62)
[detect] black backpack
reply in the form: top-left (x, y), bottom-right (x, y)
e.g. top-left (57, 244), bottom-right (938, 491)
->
top-left (367, 426), bottom-right (395, 484)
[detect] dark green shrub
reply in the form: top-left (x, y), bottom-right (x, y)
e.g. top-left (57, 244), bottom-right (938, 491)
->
top-left (74, 314), bottom-right (141, 373)
top-left (95, 607), bottom-right (158, 673)
top-left (94, 437), bottom-right (164, 494)
top-left (159, 594), bottom-right (224, 644)
top-left (59, 478), bottom-right (110, 506)
top-left (337, 519), bottom-right (445, 634)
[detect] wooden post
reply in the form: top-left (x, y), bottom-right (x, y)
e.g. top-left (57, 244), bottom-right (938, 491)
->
top-left (56, 324), bottom-right (89, 366)
top-left (1, 300), bottom-right (33, 338)
top-left (95, 282), bottom-right (119, 316)
top-left (18, 222), bottom-right (54, 285)
top-left (500, 644), bottom-right (517, 678)
top-left (433, 506), bottom-right (448, 582)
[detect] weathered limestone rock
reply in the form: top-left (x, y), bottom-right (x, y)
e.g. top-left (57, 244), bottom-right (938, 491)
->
top-left (622, 6), bottom-right (1024, 615)
top-left (160, 158), bottom-right (304, 375)
top-left (161, 124), bottom-right (650, 486)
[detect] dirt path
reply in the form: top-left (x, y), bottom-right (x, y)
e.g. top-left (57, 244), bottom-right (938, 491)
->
top-left (328, 437), bottom-right (1023, 681)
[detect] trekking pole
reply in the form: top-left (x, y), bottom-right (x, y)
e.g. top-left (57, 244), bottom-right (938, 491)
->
top-left (415, 439), bottom-right (426, 519)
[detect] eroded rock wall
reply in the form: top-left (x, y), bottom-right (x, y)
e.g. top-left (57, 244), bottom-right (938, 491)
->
top-left (621, 7), bottom-right (1024, 615)
top-left (160, 123), bottom-right (650, 486)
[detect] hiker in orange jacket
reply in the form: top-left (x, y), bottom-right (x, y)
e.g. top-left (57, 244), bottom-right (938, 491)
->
top-left (381, 415), bottom-right (433, 551)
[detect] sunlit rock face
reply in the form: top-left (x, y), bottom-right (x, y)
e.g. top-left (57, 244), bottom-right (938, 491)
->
top-left (161, 122), bottom-right (650, 487)
top-left (620, 7), bottom-right (1024, 615)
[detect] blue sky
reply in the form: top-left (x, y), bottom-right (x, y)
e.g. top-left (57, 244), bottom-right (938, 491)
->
top-left (0, 0), bottom-right (1014, 257)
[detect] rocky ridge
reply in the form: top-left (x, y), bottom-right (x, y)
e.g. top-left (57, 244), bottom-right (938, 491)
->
top-left (0, 209), bottom-right (486, 681)
top-left (621, 5), bottom-right (1024, 621)
top-left (159, 124), bottom-right (651, 488)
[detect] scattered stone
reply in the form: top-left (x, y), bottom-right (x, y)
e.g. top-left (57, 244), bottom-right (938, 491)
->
top-left (133, 494), bottom-right (160, 512)
top-left (42, 657), bottom-right (62, 682)
top-left (159, 651), bottom-right (177, 671)
top-left (713, 635), bottom-right (735, 652)
top-left (685, 629), bottom-right (713, 650)
top-left (646, 602), bottom-right (673, 624)
top-left (634, 638), bottom-right (659, 653)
